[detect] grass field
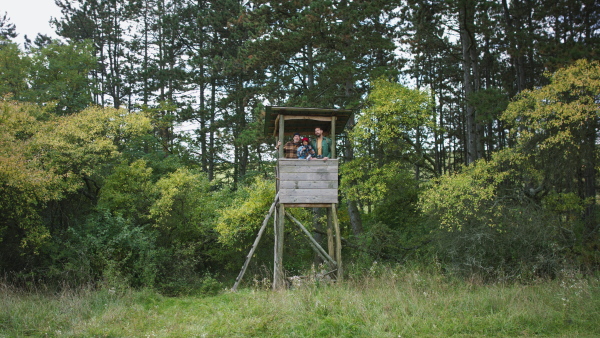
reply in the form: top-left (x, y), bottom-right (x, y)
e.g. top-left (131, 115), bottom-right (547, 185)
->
top-left (1, 265), bottom-right (599, 337)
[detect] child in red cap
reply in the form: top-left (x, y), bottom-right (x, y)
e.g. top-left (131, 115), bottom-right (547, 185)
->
top-left (297, 137), bottom-right (315, 159)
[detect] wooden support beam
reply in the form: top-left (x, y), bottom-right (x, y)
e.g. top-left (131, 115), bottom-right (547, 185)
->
top-left (279, 181), bottom-right (338, 189)
top-left (279, 172), bottom-right (338, 181)
top-left (282, 203), bottom-right (332, 208)
top-left (327, 209), bottom-right (334, 261)
top-left (332, 203), bottom-right (342, 279)
top-left (278, 114), bottom-right (284, 159)
top-left (273, 114), bottom-right (280, 137)
top-left (331, 116), bottom-right (336, 159)
top-left (285, 211), bottom-right (337, 268)
top-left (304, 231), bottom-right (336, 270)
top-left (232, 193), bottom-right (279, 291)
top-left (273, 203), bottom-right (285, 290)
top-left (273, 203), bottom-right (278, 282)
top-left (283, 115), bottom-right (332, 122)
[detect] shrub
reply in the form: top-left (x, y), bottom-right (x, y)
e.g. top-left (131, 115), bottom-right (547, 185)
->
top-left (419, 154), bottom-right (568, 281)
top-left (58, 210), bottom-right (159, 289)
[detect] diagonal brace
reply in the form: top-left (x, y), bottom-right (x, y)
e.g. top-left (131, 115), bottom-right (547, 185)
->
top-left (232, 192), bottom-right (279, 291)
top-left (284, 210), bottom-right (337, 268)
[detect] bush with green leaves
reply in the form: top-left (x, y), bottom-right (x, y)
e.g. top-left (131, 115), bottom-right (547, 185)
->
top-left (502, 59), bottom-right (600, 268)
top-left (418, 61), bottom-right (600, 280)
top-left (143, 167), bottom-right (232, 292)
top-left (215, 176), bottom-right (319, 277)
top-left (419, 151), bottom-right (571, 280)
top-left (58, 211), bottom-right (159, 289)
top-left (215, 177), bottom-right (276, 248)
top-left (341, 161), bottom-right (431, 264)
top-left (97, 159), bottom-right (155, 225)
top-left (0, 100), bottom-right (152, 277)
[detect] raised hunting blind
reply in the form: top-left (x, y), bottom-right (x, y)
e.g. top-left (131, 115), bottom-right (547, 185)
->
top-left (232, 106), bottom-right (353, 291)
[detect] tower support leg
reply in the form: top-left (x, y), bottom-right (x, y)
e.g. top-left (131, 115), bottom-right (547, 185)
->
top-left (273, 203), bottom-right (285, 290)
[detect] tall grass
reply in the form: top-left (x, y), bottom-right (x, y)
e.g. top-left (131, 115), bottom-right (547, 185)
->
top-left (1, 264), bottom-right (598, 337)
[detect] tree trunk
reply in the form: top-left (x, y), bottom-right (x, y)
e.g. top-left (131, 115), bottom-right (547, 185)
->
top-left (208, 67), bottom-right (217, 181)
top-left (459, 0), bottom-right (479, 165)
top-left (344, 114), bottom-right (363, 236)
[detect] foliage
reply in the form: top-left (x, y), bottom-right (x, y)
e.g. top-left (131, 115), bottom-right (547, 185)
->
top-left (419, 60), bottom-right (600, 276)
top-left (343, 77), bottom-right (434, 208)
top-left (23, 41), bottom-right (96, 115)
top-left (341, 159), bottom-right (415, 207)
top-left (0, 101), bottom-right (60, 257)
top-left (244, 0), bottom-right (400, 107)
top-left (469, 87), bottom-right (509, 124)
top-left (34, 106), bottom-right (152, 182)
top-left (341, 159), bottom-right (429, 262)
top-left (148, 168), bottom-right (232, 293)
top-left (1, 0), bottom-right (599, 289)
top-left (97, 159), bottom-right (155, 225)
top-left (215, 176), bottom-right (317, 274)
top-left (353, 77), bottom-right (434, 147)
top-left (348, 77), bottom-right (437, 194)
top-left (0, 100), bottom-right (152, 273)
top-left (0, 13), bottom-right (17, 40)
top-left (502, 59), bottom-right (600, 198)
top-left (420, 158), bottom-right (511, 232)
top-left (502, 59), bottom-right (600, 262)
top-left (1, 40), bottom-right (96, 114)
top-left (42, 0), bottom-right (599, 186)
top-left (59, 211), bottom-right (159, 289)
top-left (150, 168), bottom-right (215, 242)
top-left (215, 177), bottom-right (276, 247)
top-left (0, 42), bottom-right (29, 98)
top-left (341, 77), bottom-right (435, 264)
top-left (419, 150), bottom-right (563, 278)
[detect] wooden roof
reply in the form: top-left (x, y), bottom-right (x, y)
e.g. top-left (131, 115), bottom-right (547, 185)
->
top-left (263, 106), bottom-right (353, 137)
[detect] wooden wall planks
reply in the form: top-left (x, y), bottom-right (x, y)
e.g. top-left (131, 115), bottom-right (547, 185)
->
top-left (278, 159), bottom-right (339, 205)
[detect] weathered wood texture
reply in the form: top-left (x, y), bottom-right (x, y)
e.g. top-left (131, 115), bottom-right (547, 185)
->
top-left (278, 159), bottom-right (338, 204)
top-left (274, 203), bottom-right (285, 290)
top-left (332, 203), bottom-right (342, 279)
top-left (232, 193), bottom-right (279, 292)
top-left (285, 211), bottom-right (337, 269)
top-left (263, 106), bottom-right (353, 137)
top-left (281, 203), bottom-right (332, 208)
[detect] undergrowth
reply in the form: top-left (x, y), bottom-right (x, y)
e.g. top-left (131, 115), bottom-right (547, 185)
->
top-left (1, 264), bottom-right (598, 337)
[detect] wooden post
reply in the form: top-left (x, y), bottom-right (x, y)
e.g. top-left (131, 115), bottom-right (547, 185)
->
top-left (327, 208), bottom-right (335, 260)
top-left (274, 114), bottom-right (285, 290)
top-left (278, 114), bottom-right (284, 159)
top-left (331, 116), bottom-right (336, 159)
top-left (285, 211), bottom-right (337, 268)
top-left (331, 203), bottom-right (342, 279)
top-left (273, 201), bottom-right (278, 287)
top-left (273, 203), bottom-right (285, 290)
top-left (232, 193), bottom-right (279, 291)
top-left (301, 225), bottom-right (335, 268)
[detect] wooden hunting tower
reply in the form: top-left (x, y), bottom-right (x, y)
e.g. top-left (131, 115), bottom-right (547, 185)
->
top-left (232, 106), bottom-right (353, 291)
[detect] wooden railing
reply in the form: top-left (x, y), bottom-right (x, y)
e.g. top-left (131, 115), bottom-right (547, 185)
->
top-left (277, 158), bottom-right (338, 206)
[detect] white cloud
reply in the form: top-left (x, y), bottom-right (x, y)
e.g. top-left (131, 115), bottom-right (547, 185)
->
top-left (2, 0), bottom-right (62, 46)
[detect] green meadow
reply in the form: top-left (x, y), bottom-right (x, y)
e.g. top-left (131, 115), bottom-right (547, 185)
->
top-left (2, 265), bottom-right (598, 337)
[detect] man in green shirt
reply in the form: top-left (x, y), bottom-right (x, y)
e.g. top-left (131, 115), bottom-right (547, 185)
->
top-left (310, 126), bottom-right (332, 160)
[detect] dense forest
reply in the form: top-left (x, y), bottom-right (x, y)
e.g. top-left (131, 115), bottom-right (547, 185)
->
top-left (0, 0), bottom-right (599, 293)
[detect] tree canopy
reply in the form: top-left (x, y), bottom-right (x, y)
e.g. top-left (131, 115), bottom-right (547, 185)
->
top-left (0, 1), bottom-right (599, 290)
